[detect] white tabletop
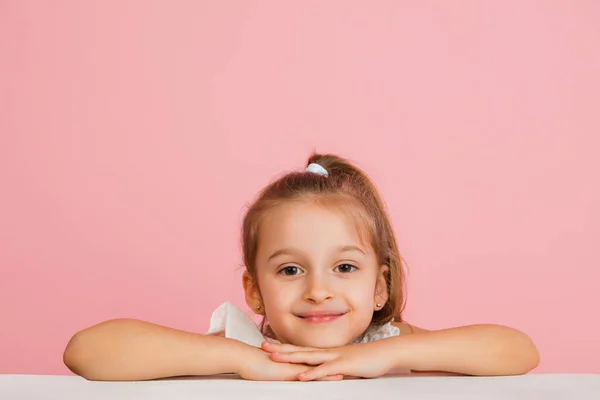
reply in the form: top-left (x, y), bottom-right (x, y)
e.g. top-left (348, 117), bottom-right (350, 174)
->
top-left (1, 373), bottom-right (599, 400)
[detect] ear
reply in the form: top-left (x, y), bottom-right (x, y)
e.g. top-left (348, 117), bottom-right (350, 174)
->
top-left (242, 270), bottom-right (264, 315)
top-left (374, 264), bottom-right (390, 311)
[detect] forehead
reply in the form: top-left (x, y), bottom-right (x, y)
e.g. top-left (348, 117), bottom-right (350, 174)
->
top-left (256, 199), bottom-right (374, 256)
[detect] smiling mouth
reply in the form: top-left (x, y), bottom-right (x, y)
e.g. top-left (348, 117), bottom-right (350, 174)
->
top-left (296, 312), bottom-right (348, 323)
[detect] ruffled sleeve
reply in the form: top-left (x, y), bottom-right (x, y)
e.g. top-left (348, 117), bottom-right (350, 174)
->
top-left (206, 302), bottom-right (266, 347)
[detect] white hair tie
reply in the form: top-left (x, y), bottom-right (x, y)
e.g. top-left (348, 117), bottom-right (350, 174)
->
top-left (305, 163), bottom-right (329, 177)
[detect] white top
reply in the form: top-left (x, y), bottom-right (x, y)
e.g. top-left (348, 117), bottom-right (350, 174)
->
top-left (206, 302), bottom-right (400, 347)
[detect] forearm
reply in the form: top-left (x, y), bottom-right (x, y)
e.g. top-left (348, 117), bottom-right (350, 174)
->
top-left (386, 324), bottom-right (539, 376)
top-left (63, 319), bottom-right (247, 381)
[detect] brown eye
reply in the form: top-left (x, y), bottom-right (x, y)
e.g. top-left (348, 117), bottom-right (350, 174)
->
top-left (334, 264), bottom-right (357, 273)
top-left (279, 266), bottom-right (302, 276)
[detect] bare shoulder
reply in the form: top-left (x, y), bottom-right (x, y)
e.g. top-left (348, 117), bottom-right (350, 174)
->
top-left (392, 321), bottom-right (430, 335)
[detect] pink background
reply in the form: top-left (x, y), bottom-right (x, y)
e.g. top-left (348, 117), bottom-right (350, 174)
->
top-left (1, 1), bottom-right (599, 375)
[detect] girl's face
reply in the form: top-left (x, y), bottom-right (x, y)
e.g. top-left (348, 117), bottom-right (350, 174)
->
top-left (244, 200), bottom-right (388, 348)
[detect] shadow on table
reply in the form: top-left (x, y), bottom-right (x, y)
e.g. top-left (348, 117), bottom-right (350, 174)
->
top-left (153, 370), bottom-right (465, 382)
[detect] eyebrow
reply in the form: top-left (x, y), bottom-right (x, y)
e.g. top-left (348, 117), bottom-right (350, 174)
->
top-left (267, 245), bottom-right (366, 261)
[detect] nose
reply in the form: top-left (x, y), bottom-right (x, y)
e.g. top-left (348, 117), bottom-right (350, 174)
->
top-left (303, 274), bottom-right (334, 304)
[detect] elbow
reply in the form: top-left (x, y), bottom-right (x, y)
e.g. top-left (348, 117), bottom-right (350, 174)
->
top-left (472, 325), bottom-right (540, 376)
top-left (63, 331), bottom-right (91, 379)
top-left (507, 351), bottom-right (539, 376)
top-left (64, 331), bottom-right (110, 381)
top-left (520, 339), bottom-right (540, 374)
top-left (63, 319), bottom-right (132, 381)
top-left (503, 329), bottom-right (541, 376)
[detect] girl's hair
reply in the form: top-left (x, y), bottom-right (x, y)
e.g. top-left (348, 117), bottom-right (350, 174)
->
top-left (242, 153), bottom-right (407, 330)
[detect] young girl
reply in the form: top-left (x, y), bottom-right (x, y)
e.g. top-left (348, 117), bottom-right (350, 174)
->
top-left (63, 153), bottom-right (539, 382)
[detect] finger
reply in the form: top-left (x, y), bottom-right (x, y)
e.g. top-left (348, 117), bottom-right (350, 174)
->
top-left (261, 342), bottom-right (317, 353)
top-left (272, 351), bottom-right (337, 365)
top-left (315, 374), bottom-right (344, 381)
top-left (298, 362), bottom-right (343, 381)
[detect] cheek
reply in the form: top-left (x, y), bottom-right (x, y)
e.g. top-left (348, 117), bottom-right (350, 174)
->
top-left (259, 277), bottom-right (295, 308)
top-left (346, 276), bottom-right (378, 303)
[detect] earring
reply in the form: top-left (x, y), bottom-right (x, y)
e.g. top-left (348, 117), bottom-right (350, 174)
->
top-left (255, 305), bottom-right (262, 310)
top-left (376, 303), bottom-right (382, 308)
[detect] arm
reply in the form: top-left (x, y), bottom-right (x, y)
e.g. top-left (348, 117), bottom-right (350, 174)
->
top-left (263, 322), bottom-right (539, 380)
top-left (389, 323), bottom-right (540, 376)
top-left (63, 318), bottom-right (248, 381)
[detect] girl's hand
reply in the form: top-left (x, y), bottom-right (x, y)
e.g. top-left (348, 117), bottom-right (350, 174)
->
top-left (237, 345), bottom-right (343, 381)
top-left (261, 341), bottom-right (393, 381)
